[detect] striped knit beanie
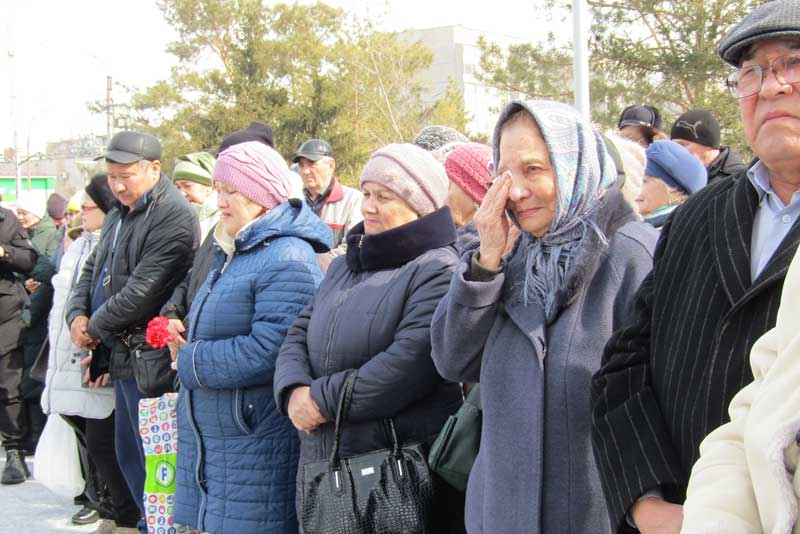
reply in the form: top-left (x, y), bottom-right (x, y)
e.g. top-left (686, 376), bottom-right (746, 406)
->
top-left (213, 142), bottom-right (292, 209)
top-left (172, 152), bottom-right (217, 187)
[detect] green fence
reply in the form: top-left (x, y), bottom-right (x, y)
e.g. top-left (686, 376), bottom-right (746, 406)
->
top-left (0, 177), bottom-right (56, 202)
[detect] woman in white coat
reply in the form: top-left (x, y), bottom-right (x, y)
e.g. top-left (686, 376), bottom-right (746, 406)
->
top-left (41, 174), bottom-right (141, 530)
top-left (682, 246), bottom-right (800, 534)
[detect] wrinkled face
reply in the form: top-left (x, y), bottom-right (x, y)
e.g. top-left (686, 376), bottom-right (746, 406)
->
top-left (174, 180), bottom-right (213, 205)
top-left (298, 157), bottom-right (335, 198)
top-left (497, 113), bottom-right (558, 237)
top-left (739, 39), bottom-right (800, 169)
top-left (107, 160), bottom-right (160, 208)
top-left (361, 181), bottom-right (419, 235)
top-left (635, 175), bottom-right (671, 216)
top-left (446, 181), bottom-right (477, 228)
top-left (215, 181), bottom-right (266, 236)
top-left (80, 198), bottom-right (105, 232)
top-left (15, 209), bottom-right (40, 229)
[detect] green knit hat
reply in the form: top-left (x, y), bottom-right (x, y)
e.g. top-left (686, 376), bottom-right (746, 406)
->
top-left (172, 151), bottom-right (217, 187)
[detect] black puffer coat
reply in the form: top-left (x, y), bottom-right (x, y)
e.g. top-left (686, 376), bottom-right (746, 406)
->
top-left (0, 207), bottom-right (37, 355)
top-left (275, 207), bottom-right (463, 498)
top-left (65, 176), bottom-right (197, 380)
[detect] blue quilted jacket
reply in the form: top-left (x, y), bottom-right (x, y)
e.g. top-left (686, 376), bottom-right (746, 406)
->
top-left (175, 199), bottom-right (332, 534)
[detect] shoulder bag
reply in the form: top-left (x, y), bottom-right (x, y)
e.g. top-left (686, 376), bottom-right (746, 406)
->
top-left (300, 372), bottom-right (436, 533)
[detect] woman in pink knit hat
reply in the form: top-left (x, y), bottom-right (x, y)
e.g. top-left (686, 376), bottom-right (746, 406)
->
top-left (173, 142), bottom-right (333, 534)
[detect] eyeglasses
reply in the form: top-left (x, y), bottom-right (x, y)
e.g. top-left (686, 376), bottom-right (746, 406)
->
top-left (726, 53), bottom-right (800, 99)
top-left (80, 204), bottom-right (98, 212)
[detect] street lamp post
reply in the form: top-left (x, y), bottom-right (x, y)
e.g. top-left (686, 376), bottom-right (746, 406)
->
top-left (573, 0), bottom-right (592, 122)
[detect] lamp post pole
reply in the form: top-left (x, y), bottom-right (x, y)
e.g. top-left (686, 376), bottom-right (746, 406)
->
top-left (573, 0), bottom-right (592, 122)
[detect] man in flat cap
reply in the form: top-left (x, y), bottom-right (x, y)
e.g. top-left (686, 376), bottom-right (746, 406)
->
top-left (592, 1), bottom-right (800, 532)
top-left (670, 108), bottom-right (746, 183)
top-left (294, 139), bottom-right (362, 272)
top-left (66, 131), bottom-right (197, 532)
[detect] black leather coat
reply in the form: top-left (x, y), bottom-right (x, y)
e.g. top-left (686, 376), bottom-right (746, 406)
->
top-left (66, 176), bottom-right (198, 379)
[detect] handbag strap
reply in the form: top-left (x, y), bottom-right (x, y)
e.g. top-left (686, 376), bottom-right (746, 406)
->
top-left (329, 371), bottom-right (358, 468)
top-left (329, 372), bottom-right (405, 468)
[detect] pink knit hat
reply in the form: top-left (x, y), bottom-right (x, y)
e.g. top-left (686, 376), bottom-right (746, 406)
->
top-left (213, 141), bottom-right (292, 209)
top-left (359, 143), bottom-right (448, 216)
top-left (444, 143), bottom-right (493, 204)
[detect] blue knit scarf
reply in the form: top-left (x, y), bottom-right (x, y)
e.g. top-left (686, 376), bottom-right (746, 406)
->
top-left (492, 100), bottom-right (616, 320)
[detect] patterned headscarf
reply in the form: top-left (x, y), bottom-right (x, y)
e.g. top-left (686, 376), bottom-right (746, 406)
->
top-left (492, 100), bottom-right (616, 318)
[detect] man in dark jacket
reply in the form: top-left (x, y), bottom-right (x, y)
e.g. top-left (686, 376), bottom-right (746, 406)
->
top-left (0, 206), bottom-right (37, 484)
top-left (670, 108), bottom-right (746, 183)
top-left (160, 123), bottom-right (275, 343)
top-left (66, 131), bottom-right (197, 531)
top-left (592, 2), bottom-right (800, 533)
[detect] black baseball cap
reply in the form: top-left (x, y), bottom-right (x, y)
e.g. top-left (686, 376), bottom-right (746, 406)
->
top-left (618, 105), bottom-right (664, 130)
top-left (293, 139), bottom-right (334, 163)
top-left (96, 131), bottom-right (163, 164)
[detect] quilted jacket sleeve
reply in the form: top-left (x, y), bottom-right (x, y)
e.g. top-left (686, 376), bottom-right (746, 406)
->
top-left (273, 301), bottom-right (315, 415)
top-left (178, 257), bottom-right (320, 391)
top-left (65, 231), bottom-right (102, 328)
top-left (309, 253), bottom-right (457, 423)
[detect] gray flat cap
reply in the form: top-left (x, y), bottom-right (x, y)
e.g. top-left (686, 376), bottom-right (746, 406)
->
top-left (718, 0), bottom-right (800, 66)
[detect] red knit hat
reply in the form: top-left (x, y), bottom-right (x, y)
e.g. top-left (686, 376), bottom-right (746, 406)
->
top-left (444, 143), bottom-right (493, 204)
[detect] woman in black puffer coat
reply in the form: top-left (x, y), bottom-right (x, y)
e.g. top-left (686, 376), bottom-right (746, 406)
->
top-left (275, 143), bottom-right (464, 533)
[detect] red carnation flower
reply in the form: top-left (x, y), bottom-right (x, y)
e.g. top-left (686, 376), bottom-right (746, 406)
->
top-left (146, 316), bottom-right (174, 349)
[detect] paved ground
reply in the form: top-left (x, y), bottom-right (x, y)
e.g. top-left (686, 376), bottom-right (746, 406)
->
top-left (0, 454), bottom-right (96, 533)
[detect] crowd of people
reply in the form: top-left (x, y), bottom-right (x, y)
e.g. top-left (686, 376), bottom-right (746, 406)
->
top-left (0, 1), bottom-right (799, 533)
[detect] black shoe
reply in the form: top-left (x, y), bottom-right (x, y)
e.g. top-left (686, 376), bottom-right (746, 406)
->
top-left (74, 493), bottom-right (89, 506)
top-left (1, 450), bottom-right (29, 485)
top-left (72, 505), bottom-right (100, 525)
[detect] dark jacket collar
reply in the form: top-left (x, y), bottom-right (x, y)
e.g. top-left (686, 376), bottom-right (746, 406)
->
top-left (113, 174), bottom-right (171, 215)
top-left (708, 146), bottom-right (746, 181)
top-left (345, 207), bottom-right (457, 272)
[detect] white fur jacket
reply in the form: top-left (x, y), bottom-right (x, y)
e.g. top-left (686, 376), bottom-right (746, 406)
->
top-left (682, 248), bottom-right (800, 533)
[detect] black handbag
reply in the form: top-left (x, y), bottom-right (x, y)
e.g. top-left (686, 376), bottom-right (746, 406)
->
top-left (428, 384), bottom-right (481, 492)
top-left (300, 372), bottom-right (436, 534)
top-left (132, 345), bottom-right (176, 397)
top-left (129, 328), bottom-right (176, 397)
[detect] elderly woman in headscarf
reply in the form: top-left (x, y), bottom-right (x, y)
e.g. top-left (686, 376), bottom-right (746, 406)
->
top-left (431, 100), bottom-right (659, 533)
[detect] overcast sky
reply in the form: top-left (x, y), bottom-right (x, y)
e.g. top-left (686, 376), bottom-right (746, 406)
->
top-left (0, 0), bottom-right (568, 154)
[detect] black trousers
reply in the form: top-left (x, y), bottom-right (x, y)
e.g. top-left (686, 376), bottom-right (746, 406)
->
top-left (62, 414), bottom-right (141, 525)
top-left (0, 348), bottom-right (25, 450)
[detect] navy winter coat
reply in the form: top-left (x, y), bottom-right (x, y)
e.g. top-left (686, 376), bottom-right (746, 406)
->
top-left (175, 200), bottom-right (332, 534)
top-left (431, 190), bottom-right (657, 534)
top-left (274, 207), bottom-right (463, 506)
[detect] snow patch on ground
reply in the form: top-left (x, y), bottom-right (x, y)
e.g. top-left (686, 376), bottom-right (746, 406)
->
top-left (0, 454), bottom-right (96, 533)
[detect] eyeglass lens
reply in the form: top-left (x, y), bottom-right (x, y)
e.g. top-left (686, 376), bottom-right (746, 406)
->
top-left (728, 54), bottom-right (800, 98)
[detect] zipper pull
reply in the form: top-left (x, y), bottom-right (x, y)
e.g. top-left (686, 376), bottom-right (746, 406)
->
top-left (358, 235), bottom-right (364, 248)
